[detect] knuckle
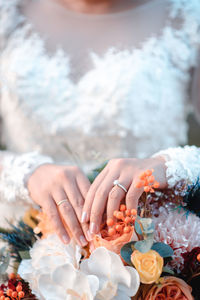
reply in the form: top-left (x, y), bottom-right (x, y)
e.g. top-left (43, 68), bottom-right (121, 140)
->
top-left (96, 188), bottom-right (107, 200)
top-left (109, 188), bottom-right (119, 201)
top-left (72, 226), bottom-right (82, 237)
top-left (47, 210), bottom-right (58, 220)
top-left (91, 210), bottom-right (102, 220)
top-left (126, 192), bottom-right (135, 203)
top-left (61, 203), bottom-right (73, 214)
top-left (57, 169), bottom-right (67, 180)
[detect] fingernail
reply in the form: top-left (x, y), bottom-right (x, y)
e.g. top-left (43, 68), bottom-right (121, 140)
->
top-left (81, 212), bottom-right (88, 223)
top-left (62, 235), bottom-right (70, 244)
top-left (90, 222), bottom-right (98, 235)
top-left (80, 235), bottom-right (88, 247)
top-left (86, 230), bottom-right (93, 241)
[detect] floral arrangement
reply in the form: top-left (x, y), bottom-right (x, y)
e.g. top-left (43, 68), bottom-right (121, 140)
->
top-left (0, 169), bottom-right (200, 299)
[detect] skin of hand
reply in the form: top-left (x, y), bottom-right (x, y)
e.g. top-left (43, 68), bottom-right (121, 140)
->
top-left (27, 164), bottom-right (91, 247)
top-left (81, 156), bottom-right (167, 235)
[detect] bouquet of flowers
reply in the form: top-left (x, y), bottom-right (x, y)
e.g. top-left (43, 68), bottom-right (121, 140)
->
top-left (0, 168), bottom-right (200, 300)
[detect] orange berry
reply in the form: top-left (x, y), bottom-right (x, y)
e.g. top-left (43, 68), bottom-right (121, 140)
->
top-left (116, 224), bottom-right (122, 232)
top-left (125, 209), bottom-right (131, 216)
top-left (16, 286), bottom-right (22, 292)
top-left (12, 291), bottom-right (18, 298)
top-left (139, 172), bottom-right (146, 180)
top-left (0, 292), bottom-right (4, 297)
top-left (131, 209), bottom-right (137, 216)
top-left (113, 210), bottom-right (118, 217)
top-left (5, 298), bottom-right (10, 300)
top-left (135, 181), bottom-right (144, 188)
top-left (0, 296), bottom-right (5, 300)
top-left (17, 282), bottom-right (22, 286)
top-left (18, 291), bottom-right (25, 299)
top-left (145, 169), bottom-right (153, 176)
top-left (9, 273), bottom-right (16, 280)
top-left (120, 204), bottom-right (126, 211)
top-left (197, 253), bottom-right (200, 262)
top-left (150, 188), bottom-right (155, 193)
top-left (153, 181), bottom-right (160, 189)
top-left (124, 226), bottom-right (131, 234)
top-left (108, 228), bottom-right (116, 236)
top-left (144, 186), bottom-right (151, 193)
top-left (6, 289), bottom-right (13, 297)
top-left (124, 217), bottom-right (132, 224)
top-left (116, 212), bottom-right (124, 220)
top-left (131, 216), bottom-right (136, 222)
top-left (16, 274), bottom-right (21, 280)
top-left (148, 175), bottom-right (155, 183)
top-left (106, 218), bottom-right (114, 227)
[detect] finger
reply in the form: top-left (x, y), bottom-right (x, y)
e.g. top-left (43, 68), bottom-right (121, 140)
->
top-left (63, 178), bottom-right (85, 222)
top-left (89, 172), bottom-right (120, 234)
top-left (76, 171), bottom-right (91, 199)
top-left (126, 181), bottom-right (144, 210)
top-left (42, 195), bottom-right (70, 244)
top-left (57, 194), bottom-right (88, 247)
top-left (82, 167), bottom-right (108, 223)
top-left (107, 176), bottom-right (131, 220)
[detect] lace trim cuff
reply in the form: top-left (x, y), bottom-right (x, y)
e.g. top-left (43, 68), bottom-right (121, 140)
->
top-left (0, 151), bottom-right (53, 204)
top-left (153, 146), bottom-right (200, 188)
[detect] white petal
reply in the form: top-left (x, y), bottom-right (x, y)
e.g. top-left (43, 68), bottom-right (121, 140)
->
top-left (39, 274), bottom-right (65, 300)
top-left (113, 289), bottom-right (131, 300)
top-left (52, 264), bottom-right (94, 300)
top-left (118, 267), bottom-right (140, 297)
top-left (87, 275), bottom-right (99, 296)
top-left (81, 247), bottom-right (111, 279)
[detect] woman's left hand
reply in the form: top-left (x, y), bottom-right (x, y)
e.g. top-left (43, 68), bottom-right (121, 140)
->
top-left (81, 157), bottom-right (167, 235)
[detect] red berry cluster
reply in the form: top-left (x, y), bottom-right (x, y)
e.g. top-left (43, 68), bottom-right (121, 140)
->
top-left (0, 273), bottom-right (36, 300)
top-left (106, 204), bottom-right (137, 236)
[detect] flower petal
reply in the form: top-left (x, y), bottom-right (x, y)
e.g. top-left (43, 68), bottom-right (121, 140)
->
top-left (39, 274), bottom-right (65, 300)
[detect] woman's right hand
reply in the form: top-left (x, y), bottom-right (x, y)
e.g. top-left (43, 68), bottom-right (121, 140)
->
top-left (27, 164), bottom-right (91, 247)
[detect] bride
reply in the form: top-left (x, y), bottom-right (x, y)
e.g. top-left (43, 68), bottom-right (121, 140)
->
top-left (0, 0), bottom-right (200, 248)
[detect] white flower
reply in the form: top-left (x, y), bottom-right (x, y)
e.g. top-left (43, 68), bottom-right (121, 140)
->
top-left (80, 247), bottom-right (140, 300)
top-left (19, 236), bottom-right (140, 300)
top-left (38, 263), bottom-right (99, 300)
top-left (18, 234), bottom-right (82, 298)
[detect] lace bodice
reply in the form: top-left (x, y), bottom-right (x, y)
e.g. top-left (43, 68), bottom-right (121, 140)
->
top-left (0, 0), bottom-right (200, 170)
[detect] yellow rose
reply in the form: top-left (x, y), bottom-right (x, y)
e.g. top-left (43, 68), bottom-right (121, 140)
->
top-left (131, 250), bottom-right (163, 284)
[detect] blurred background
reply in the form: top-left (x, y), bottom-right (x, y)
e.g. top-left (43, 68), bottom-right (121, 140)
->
top-left (188, 114), bottom-right (200, 147)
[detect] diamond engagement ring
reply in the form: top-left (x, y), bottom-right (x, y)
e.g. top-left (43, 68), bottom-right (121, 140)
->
top-left (57, 199), bottom-right (68, 206)
top-left (113, 180), bottom-right (128, 193)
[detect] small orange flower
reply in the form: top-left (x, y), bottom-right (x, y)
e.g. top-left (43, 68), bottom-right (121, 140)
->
top-left (135, 169), bottom-right (160, 194)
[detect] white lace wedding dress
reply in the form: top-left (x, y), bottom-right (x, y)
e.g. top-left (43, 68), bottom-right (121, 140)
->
top-left (0, 0), bottom-right (200, 226)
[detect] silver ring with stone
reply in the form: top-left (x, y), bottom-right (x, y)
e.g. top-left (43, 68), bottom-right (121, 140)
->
top-left (113, 180), bottom-right (128, 193)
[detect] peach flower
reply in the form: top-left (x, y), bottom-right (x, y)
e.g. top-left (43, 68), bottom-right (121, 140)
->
top-left (131, 250), bottom-right (163, 284)
top-left (91, 227), bottom-right (137, 255)
top-left (144, 276), bottom-right (194, 300)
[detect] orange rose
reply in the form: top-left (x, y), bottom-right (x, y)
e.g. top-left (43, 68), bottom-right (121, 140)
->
top-left (131, 250), bottom-right (163, 284)
top-left (91, 227), bottom-right (137, 255)
top-left (144, 276), bottom-right (194, 300)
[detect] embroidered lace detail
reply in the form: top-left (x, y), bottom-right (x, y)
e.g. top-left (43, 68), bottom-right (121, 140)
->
top-left (153, 146), bottom-right (200, 188)
top-left (0, 0), bottom-right (200, 164)
top-left (0, 152), bottom-right (53, 204)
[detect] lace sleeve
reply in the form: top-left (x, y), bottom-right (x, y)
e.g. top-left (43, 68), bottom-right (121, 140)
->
top-left (0, 151), bottom-right (53, 205)
top-left (153, 145), bottom-right (200, 188)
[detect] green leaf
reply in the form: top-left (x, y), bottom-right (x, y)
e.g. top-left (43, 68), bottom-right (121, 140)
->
top-left (140, 218), bottom-right (155, 234)
top-left (134, 237), bottom-right (154, 253)
top-left (162, 266), bottom-right (175, 275)
top-left (151, 242), bottom-right (174, 258)
top-left (0, 252), bottom-right (10, 274)
top-left (120, 242), bottom-right (135, 266)
top-left (134, 220), bottom-right (143, 235)
top-left (19, 250), bottom-right (31, 260)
